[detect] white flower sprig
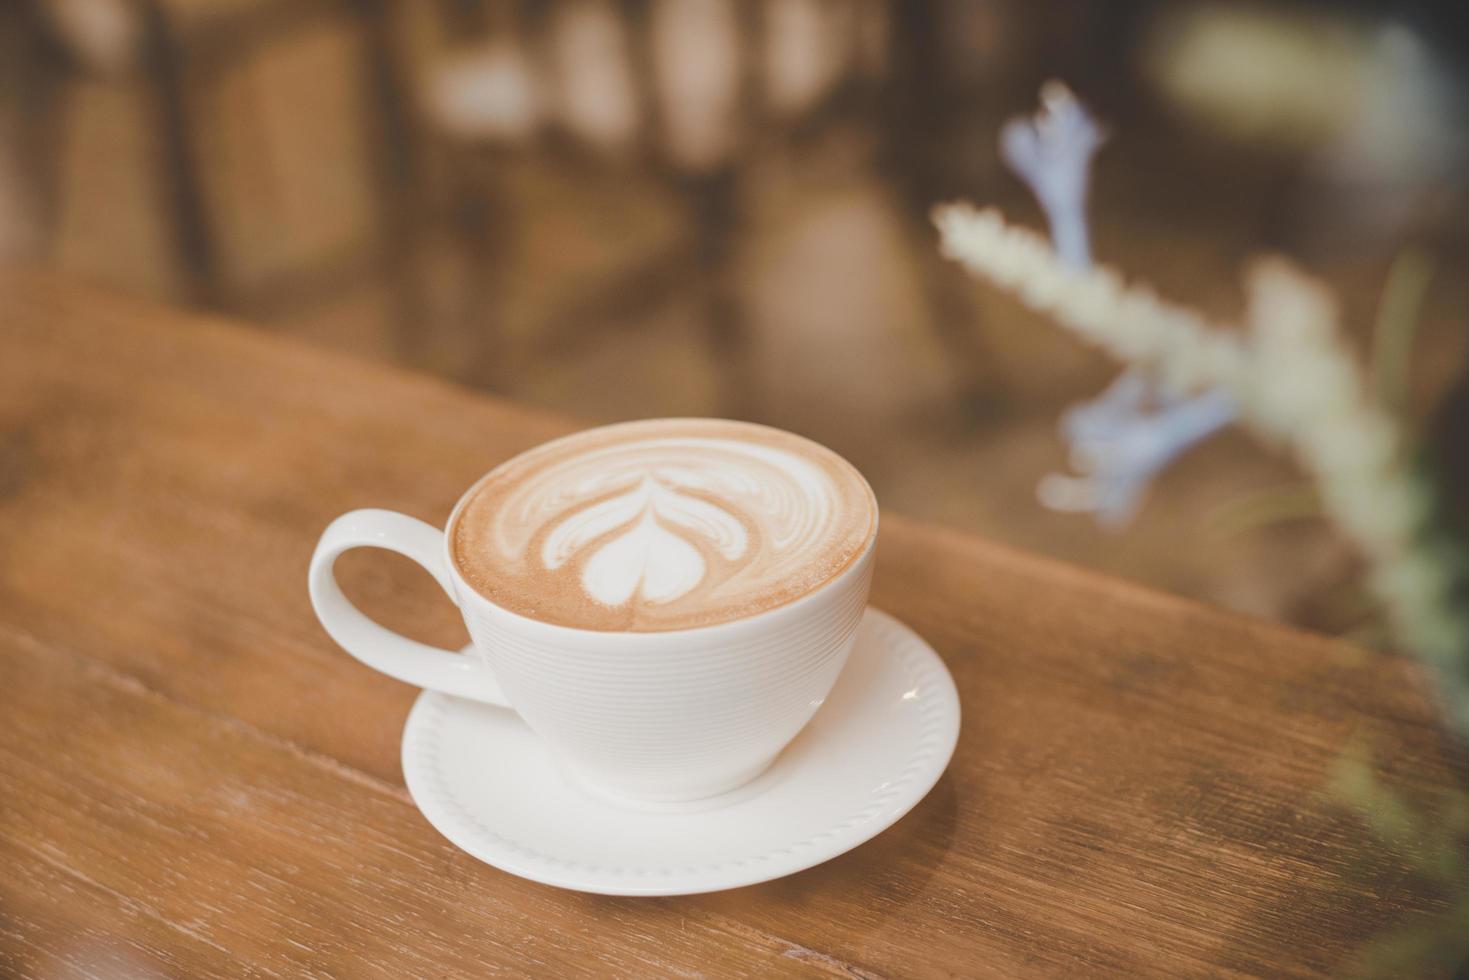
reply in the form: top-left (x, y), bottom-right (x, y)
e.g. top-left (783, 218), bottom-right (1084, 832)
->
top-left (934, 201), bottom-right (1469, 734)
top-left (935, 203), bottom-right (1250, 395)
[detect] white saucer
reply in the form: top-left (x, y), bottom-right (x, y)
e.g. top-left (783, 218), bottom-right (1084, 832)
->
top-left (401, 608), bottom-right (960, 896)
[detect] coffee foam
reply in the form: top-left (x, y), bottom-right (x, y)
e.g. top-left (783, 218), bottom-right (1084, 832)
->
top-left (450, 419), bottom-right (877, 631)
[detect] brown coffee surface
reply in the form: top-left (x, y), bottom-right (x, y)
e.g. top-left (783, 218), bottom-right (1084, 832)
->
top-left (450, 419), bottom-right (877, 631)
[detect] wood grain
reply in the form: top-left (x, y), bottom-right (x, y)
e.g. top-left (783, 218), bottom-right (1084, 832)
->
top-left (0, 267), bottom-right (1463, 977)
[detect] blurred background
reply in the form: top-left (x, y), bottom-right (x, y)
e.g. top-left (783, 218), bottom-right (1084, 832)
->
top-left (4, 0), bottom-right (1469, 635)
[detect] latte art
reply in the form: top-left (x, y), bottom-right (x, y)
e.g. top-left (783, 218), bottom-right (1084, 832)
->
top-left (542, 477), bottom-right (745, 607)
top-left (450, 420), bottom-right (877, 631)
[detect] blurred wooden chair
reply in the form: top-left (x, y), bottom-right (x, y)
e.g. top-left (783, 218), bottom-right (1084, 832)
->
top-left (0, 3), bottom-right (62, 263)
top-left (35, 0), bottom-right (1028, 423)
top-left (31, 0), bottom-right (422, 333)
top-left (408, 0), bottom-right (891, 415)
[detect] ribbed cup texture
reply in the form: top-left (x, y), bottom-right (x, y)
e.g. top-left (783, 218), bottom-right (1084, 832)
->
top-left (457, 551), bottom-right (874, 801)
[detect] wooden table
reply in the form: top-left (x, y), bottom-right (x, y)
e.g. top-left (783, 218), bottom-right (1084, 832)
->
top-left (0, 269), bottom-right (1461, 977)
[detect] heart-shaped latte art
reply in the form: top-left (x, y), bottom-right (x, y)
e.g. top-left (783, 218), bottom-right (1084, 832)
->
top-left (541, 477), bottom-right (748, 607)
top-left (450, 420), bottom-right (875, 630)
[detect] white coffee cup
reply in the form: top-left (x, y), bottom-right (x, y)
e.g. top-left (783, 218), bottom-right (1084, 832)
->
top-left (309, 485), bottom-right (876, 804)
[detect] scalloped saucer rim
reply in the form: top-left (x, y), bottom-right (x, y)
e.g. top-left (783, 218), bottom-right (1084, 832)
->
top-left (400, 607), bottom-right (960, 896)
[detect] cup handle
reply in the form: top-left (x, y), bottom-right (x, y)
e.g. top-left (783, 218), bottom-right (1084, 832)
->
top-left (309, 508), bottom-right (509, 706)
